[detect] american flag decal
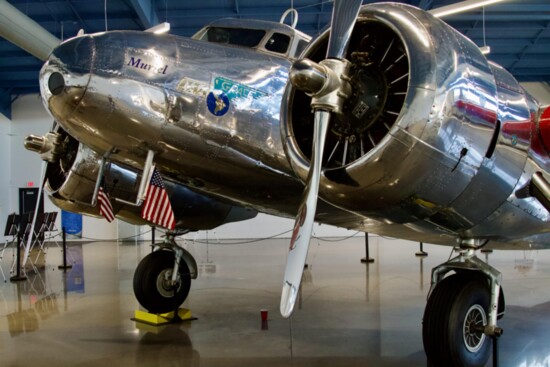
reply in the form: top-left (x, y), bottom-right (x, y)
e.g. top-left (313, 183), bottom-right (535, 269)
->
top-left (141, 166), bottom-right (175, 230)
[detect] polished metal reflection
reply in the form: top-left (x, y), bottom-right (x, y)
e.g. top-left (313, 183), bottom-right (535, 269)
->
top-left (282, 3), bottom-right (550, 248)
top-left (40, 29), bottom-right (305, 218)
top-left (34, 5), bottom-right (550, 249)
top-left (289, 59), bottom-right (327, 95)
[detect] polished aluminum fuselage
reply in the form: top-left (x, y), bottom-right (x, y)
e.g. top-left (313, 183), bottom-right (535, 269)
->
top-left (41, 31), bottom-right (312, 214)
top-left (39, 5), bottom-right (550, 249)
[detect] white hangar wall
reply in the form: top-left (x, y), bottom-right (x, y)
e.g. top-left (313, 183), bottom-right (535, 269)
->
top-left (523, 82), bottom-right (550, 104)
top-left (2, 82), bottom-right (550, 242)
top-left (0, 113), bottom-right (11, 242)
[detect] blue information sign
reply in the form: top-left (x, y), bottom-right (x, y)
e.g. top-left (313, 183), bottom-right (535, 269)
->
top-left (61, 210), bottom-right (82, 238)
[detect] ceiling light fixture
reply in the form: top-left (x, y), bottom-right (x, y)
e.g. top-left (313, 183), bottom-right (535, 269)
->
top-left (146, 22), bottom-right (170, 34)
top-left (430, 0), bottom-right (507, 18)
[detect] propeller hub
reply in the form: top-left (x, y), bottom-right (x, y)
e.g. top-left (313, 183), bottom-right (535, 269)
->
top-left (310, 59), bottom-right (352, 115)
top-left (290, 58), bottom-right (353, 115)
top-left (24, 131), bottom-right (64, 163)
top-left (289, 59), bottom-right (328, 95)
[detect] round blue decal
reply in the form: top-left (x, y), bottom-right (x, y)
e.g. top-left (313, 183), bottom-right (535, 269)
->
top-left (207, 91), bottom-right (230, 116)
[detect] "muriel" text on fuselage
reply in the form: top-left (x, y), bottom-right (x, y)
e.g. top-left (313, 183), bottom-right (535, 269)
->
top-left (127, 57), bottom-right (168, 74)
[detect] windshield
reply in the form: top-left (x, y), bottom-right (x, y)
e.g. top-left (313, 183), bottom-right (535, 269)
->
top-left (201, 27), bottom-right (266, 48)
top-left (265, 33), bottom-right (290, 54)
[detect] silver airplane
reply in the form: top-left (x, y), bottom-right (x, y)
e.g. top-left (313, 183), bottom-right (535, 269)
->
top-left (21, 1), bottom-right (550, 366)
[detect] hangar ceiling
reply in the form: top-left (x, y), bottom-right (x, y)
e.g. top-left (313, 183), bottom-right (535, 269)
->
top-left (0, 0), bottom-right (549, 118)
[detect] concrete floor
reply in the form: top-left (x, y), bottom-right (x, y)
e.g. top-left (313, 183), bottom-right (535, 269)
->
top-left (0, 235), bottom-right (549, 367)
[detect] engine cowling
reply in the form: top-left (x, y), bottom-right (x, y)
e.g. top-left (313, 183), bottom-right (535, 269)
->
top-left (282, 3), bottom-right (537, 231)
top-left (26, 128), bottom-right (257, 231)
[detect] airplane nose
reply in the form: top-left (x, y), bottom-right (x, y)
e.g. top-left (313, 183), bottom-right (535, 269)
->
top-left (40, 35), bottom-right (94, 122)
top-left (50, 35), bottom-right (94, 73)
top-left (48, 72), bottom-right (65, 95)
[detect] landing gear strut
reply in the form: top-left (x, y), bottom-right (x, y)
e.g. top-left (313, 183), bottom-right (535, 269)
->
top-left (423, 240), bottom-right (504, 367)
top-left (133, 235), bottom-right (198, 314)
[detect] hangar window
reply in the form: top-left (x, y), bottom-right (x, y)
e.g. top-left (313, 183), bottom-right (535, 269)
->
top-left (202, 27), bottom-right (266, 47)
top-left (265, 33), bottom-right (290, 54)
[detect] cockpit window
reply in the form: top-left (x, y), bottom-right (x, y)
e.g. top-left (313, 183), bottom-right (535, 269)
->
top-left (201, 27), bottom-right (266, 47)
top-left (294, 39), bottom-right (309, 57)
top-left (265, 33), bottom-right (290, 54)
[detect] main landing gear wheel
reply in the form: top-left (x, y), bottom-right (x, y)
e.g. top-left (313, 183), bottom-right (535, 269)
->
top-left (133, 250), bottom-right (191, 314)
top-left (423, 273), bottom-right (491, 367)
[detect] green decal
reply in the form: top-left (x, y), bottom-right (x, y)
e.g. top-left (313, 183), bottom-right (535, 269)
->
top-left (213, 77), bottom-right (267, 100)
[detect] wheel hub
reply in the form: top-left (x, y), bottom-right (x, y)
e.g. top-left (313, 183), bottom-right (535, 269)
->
top-left (463, 304), bottom-right (487, 353)
top-left (156, 268), bottom-right (181, 298)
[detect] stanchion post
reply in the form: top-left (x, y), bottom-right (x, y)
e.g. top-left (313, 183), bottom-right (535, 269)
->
top-left (493, 336), bottom-right (499, 367)
top-left (415, 242), bottom-right (428, 257)
top-left (150, 227), bottom-right (156, 253)
top-left (10, 225), bottom-right (27, 282)
top-left (58, 227), bottom-right (72, 271)
top-left (361, 233), bottom-right (374, 263)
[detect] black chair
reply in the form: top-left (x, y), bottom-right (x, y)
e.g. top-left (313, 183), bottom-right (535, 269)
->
top-left (1, 214), bottom-right (20, 281)
top-left (29, 213), bottom-right (49, 262)
top-left (11, 213), bottom-right (37, 274)
top-left (31, 212), bottom-right (63, 262)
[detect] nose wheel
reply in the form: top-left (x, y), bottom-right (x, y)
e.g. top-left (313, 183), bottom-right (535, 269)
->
top-left (133, 249), bottom-right (191, 314)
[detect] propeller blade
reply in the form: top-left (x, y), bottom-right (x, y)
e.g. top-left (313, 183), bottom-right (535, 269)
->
top-left (327, 0), bottom-right (363, 59)
top-left (281, 110), bottom-right (331, 318)
top-left (280, 0), bottom-right (359, 318)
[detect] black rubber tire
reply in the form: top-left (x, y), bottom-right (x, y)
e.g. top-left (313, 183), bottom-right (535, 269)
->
top-left (423, 273), bottom-right (491, 367)
top-left (133, 250), bottom-right (191, 314)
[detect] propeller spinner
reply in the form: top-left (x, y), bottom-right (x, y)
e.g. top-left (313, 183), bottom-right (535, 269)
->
top-left (280, 0), bottom-right (363, 318)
